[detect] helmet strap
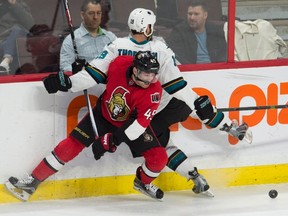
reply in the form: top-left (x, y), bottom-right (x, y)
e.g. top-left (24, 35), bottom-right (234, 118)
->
top-left (144, 25), bottom-right (153, 38)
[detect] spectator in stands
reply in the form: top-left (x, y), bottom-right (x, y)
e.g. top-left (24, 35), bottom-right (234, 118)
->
top-left (166, 0), bottom-right (227, 64)
top-left (60, 0), bottom-right (116, 73)
top-left (0, 0), bottom-right (34, 75)
top-left (99, 0), bottom-right (111, 29)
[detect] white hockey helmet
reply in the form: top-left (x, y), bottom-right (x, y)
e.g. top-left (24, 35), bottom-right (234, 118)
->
top-left (128, 8), bottom-right (156, 37)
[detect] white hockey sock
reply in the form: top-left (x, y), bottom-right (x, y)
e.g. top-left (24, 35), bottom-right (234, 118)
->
top-left (166, 146), bottom-right (192, 179)
top-left (174, 158), bottom-right (195, 180)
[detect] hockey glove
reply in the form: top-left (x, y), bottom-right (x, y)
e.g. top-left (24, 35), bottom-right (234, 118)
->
top-left (92, 133), bottom-right (117, 160)
top-left (194, 95), bottom-right (223, 128)
top-left (43, 72), bottom-right (72, 94)
top-left (72, 58), bottom-right (86, 74)
top-left (194, 96), bottom-right (215, 121)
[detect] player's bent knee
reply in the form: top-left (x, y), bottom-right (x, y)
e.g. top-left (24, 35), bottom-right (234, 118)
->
top-left (143, 147), bottom-right (168, 171)
top-left (54, 136), bottom-right (86, 163)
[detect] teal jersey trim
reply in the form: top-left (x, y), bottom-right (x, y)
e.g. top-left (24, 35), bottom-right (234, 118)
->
top-left (162, 77), bottom-right (187, 94)
top-left (206, 112), bottom-right (224, 128)
top-left (167, 149), bottom-right (188, 171)
top-left (85, 64), bottom-right (107, 84)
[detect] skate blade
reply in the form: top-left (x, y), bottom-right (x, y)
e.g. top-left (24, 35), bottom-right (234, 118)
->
top-left (4, 181), bottom-right (30, 202)
top-left (201, 189), bottom-right (215, 197)
top-left (133, 186), bottom-right (163, 201)
top-left (243, 128), bottom-right (253, 144)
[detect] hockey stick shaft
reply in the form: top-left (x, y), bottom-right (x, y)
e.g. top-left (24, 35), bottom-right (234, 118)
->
top-left (84, 89), bottom-right (99, 137)
top-left (63, 0), bottom-right (78, 58)
top-left (218, 104), bottom-right (288, 112)
top-left (63, 0), bottom-right (99, 137)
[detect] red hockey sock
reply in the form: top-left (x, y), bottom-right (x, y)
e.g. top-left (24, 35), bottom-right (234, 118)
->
top-left (32, 136), bottom-right (85, 181)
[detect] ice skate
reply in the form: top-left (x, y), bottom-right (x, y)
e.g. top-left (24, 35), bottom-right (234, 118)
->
top-left (5, 175), bottom-right (40, 202)
top-left (189, 167), bottom-right (214, 197)
top-left (221, 119), bottom-right (253, 144)
top-left (133, 177), bottom-right (164, 201)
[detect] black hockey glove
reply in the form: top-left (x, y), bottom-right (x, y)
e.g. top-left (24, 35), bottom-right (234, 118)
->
top-left (43, 72), bottom-right (72, 94)
top-left (92, 133), bottom-right (117, 160)
top-left (72, 58), bottom-right (86, 74)
top-left (194, 95), bottom-right (216, 123)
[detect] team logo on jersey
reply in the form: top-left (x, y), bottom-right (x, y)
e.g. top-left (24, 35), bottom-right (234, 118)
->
top-left (150, 92), bottom-right (161, 103)
top-left (143, 131), bottom-right (153, 142)
top-left (106, 87), bottom-right (130, 121)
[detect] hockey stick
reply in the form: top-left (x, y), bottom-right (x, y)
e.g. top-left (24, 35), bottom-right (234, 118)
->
top-left (62, 0), bottom-right (99, 137)
top-left (218, 104), bottom-right (288, 112)
top-left (51, 0), bottom-right (61, 31)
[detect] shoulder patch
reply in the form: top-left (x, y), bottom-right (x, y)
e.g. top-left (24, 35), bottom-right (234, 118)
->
top-left (150, 92), bottom-right (161, 103)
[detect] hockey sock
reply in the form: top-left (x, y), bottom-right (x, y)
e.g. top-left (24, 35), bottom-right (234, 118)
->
top-left (166, 146), bottom-right (199, 179)
top-left (166, 146), bottom-right (187, 171)
top-left (32, 136), bottom-right (85, 181)
top-left (136, 166), bottom-right (155, 184)
top-left (139, 147), bottom-right (168, 184)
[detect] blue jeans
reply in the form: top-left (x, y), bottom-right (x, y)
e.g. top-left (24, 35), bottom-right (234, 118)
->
top-left (0, 25), bottom-right (28, 73)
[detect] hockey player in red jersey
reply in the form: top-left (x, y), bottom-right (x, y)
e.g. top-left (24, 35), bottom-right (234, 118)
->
top-left (5, 51), bottom-right (167, 201)
top-left (67, 8), bottom-right (252, 197)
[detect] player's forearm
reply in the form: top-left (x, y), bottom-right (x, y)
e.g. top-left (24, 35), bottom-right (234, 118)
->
top-left (69, 70), bottom-right (97, 92)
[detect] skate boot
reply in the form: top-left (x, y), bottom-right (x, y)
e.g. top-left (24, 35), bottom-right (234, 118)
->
top-left (189, 167), bottom-right (214, 197)
top-left (220, 119), bottom-right (253, 144)
top-left (133, 176), bottom-right (164, 201)
top-left (5, 175), bottom-right (41, 201)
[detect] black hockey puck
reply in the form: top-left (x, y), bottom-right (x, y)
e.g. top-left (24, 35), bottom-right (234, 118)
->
top-left (268, 189), bottom-right (278, 198)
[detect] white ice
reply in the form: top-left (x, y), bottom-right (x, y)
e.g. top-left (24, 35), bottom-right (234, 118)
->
top-left (1, 183), bottom-right (288, 216)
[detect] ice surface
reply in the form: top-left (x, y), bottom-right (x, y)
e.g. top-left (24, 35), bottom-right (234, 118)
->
top-left (1, 184), bottom-right (288, 216)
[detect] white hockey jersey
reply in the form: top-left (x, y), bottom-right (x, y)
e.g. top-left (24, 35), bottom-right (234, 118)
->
top-left (70, 36), bottom-right (198, 112)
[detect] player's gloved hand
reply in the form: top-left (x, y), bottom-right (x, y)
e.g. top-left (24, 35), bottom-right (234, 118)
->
top-left (72, 58), bottom-right (86, 74)
top-left (92, 133), bottom-right (117, 160)
top-left (194, 96), bottom-right (216, 122)
top-left (43, 72), bottom-right (72, 94)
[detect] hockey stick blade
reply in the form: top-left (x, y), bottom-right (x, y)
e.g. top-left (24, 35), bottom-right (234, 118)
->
top-left (218, 104), bottom-right (288, 112)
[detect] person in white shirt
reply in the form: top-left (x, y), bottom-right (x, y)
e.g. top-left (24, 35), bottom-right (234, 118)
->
top-left (60, 0), bottom-right (116, 73)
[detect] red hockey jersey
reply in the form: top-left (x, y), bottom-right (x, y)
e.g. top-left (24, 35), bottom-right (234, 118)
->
top-left (101, 56), bottom-right (162, 141)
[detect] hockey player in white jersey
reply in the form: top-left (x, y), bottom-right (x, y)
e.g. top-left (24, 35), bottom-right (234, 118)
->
top-left (6, 8), bottom-right (252, 201)
top-left (68, 8), bottom-right (253, 197)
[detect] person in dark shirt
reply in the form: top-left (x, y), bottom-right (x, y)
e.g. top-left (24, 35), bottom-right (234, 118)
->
top-left (166, 0), bottom-right (227, 64)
